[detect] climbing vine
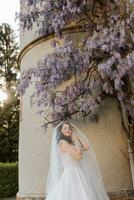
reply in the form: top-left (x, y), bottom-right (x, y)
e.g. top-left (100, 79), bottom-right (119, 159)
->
top-left (17, 0), bottom-right (134, 149)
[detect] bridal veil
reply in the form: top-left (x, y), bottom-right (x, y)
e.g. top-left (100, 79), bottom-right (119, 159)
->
top-left (45, 121), bottom-right (110, 200)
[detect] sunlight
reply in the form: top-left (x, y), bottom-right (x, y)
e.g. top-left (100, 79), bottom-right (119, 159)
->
top-left (0, 90), bottom-right (8, 102)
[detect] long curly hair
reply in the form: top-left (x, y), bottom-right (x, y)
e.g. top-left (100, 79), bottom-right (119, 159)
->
top-left (56, 121), bottom-right (74, 145)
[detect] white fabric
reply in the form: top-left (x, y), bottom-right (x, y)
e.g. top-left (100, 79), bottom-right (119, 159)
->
top-left (45, 121), bottom-right (110, 200)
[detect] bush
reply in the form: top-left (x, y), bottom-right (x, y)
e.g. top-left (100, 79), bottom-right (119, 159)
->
top-left (0, 162), bottom-right (18, 198)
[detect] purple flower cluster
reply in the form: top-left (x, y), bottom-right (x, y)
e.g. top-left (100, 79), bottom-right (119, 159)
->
top-left (17, 0), bottom-right (134, 129)
top-left (17, 0), bottom-right (87, 37)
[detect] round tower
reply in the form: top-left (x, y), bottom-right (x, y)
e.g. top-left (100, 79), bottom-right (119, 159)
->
top-left (16, 1), bottom-right (133, 200)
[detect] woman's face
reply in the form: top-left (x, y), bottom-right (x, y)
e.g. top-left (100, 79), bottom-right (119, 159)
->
top-left (61, 123), bottom-right (72, 136)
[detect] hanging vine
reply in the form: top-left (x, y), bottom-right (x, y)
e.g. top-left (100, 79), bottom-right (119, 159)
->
top-left (17, 0), bottom-right (134, 149)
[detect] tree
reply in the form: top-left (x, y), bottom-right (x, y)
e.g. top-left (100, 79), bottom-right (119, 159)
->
top-left (0, 23), bottom-right (20, 162)
top-left (17, 0), bottom-right (134, 149)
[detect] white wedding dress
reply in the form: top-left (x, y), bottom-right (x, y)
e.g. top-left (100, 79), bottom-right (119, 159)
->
top-left (45, 146), bottom-right (106, 200)
top-left (45, 122), bottom-right (110, 200)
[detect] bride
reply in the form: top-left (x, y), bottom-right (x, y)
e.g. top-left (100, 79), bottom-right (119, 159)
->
top-left (45, 121), bottom-right (110, 200)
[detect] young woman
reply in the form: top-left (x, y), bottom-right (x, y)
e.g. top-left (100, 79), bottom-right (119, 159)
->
top-left (45, 121), bottom-right (110, 200)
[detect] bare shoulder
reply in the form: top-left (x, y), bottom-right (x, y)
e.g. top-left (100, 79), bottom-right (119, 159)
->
top-left (59, 140), bottom-right (70, 151)
top-left (59, 139), bottom-right (68, 146)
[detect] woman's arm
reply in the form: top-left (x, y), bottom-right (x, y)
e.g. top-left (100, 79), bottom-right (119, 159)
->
top-left (77, 135), bottom-right (89, 151)
top-left (72, 129), bottom-right (89, 151)
top-left (59, 139), bottom-right (83, 160)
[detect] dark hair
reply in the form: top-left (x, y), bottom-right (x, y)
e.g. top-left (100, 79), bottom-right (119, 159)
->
top-left (56, 121), bottom-right (74, 145)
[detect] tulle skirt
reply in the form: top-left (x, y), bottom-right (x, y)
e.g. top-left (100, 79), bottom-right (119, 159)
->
top-left (45, 165), bottom-right (95, 200)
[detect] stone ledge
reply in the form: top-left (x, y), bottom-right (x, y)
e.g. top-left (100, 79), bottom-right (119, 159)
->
top-left (16, 189), bottom-right (134, 200)
top-left (108, 189), bottom-right (134, 200)
top-left (16, 198), bottom-right (44, 200)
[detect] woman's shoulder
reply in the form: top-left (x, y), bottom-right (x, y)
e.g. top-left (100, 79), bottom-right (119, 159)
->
top-left (57, 140), bottom-right (67, 154)
top-left (58, 139), bottom-right (68, 147)
top-left (59, 139), bottom-right (73, 152)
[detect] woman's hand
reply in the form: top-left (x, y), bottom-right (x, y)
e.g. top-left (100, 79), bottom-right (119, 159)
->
top-left (72, 128), bottom-right (89, 151)
top-left (71, 133), bottom-right (78, 141)
top-left (71, 129), bottom-right (79, 143)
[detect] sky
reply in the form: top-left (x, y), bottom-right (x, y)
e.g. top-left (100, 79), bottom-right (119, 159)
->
top-left (0, 0), bottom-right (20, 42)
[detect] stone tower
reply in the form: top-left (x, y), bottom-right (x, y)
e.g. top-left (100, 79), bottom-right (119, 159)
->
top-left (16, 1), bottom-right (134, 200)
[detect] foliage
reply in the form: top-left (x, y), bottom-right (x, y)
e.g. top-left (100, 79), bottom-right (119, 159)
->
top-left (0, 23), bottom-right (19, 162)
top-left (0, 162), bottom-right (18, 198)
